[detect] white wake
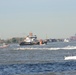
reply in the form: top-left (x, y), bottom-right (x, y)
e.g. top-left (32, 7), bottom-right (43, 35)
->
top-left (64, 56), bottom-right (76, 60)
top-left (15, 45), bottom-right (76, 50)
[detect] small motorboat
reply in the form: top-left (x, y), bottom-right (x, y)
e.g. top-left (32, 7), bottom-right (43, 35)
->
top-left (0, 43), bottom-right (9, 48)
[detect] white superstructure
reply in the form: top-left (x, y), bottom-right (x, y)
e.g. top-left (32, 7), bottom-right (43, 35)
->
top-left (23, 32), bottom-right (38, 43)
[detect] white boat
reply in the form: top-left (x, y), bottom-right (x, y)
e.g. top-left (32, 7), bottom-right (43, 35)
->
top-left (64, 56), bottom-right (76, 60)
top-left (20, 33), bottom-right (39, 45)
top-left (0, 43), bottom-right (9, 48)
top-left (64, 39), bottom-right (69, 42)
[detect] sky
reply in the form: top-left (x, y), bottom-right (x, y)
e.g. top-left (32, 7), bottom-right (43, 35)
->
top-left (0, 0), bottom-right (76, 39)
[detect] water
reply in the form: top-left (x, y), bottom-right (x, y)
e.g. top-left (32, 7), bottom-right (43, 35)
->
top-left (0, 41), bottom-right (76, 75)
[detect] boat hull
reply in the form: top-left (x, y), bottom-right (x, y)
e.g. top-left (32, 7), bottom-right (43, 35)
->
top-left (19, 41), bottom-right (47, 46)
top-left (19, 42), bottom-right (39, 46)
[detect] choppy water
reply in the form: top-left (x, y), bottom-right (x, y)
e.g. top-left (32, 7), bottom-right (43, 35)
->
top-left (0, 41), bottom-right (76, 75)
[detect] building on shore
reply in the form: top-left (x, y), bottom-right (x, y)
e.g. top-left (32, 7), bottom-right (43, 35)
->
top-left (69, 34), bottom-right (76, 41)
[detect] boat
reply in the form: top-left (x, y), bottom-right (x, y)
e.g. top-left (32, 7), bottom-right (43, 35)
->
top-left (64, 39), bottom-right (69, 42)
top-left (19, 33), bottom-right (47, 46)
top-left (0, 43), bottom-right (9, 48)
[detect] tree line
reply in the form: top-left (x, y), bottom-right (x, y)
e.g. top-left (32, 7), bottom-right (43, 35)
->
top-left (0, 37), bottom-right (24, 44)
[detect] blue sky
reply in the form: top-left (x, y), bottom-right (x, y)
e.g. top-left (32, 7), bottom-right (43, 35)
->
top-left (0, 0), bottom-right (76, 39)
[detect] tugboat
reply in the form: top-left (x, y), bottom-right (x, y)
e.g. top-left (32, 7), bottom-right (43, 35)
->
top-left (19, 33), bottom-right (47, 46)
top-left (20, 33), bottom-right (39, 45)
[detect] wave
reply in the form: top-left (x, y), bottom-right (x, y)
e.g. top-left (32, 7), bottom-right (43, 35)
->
top-left (15, 45), bottom-right (76, 50)
top-left (64, 56), bottom-right (76, 60)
